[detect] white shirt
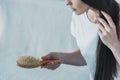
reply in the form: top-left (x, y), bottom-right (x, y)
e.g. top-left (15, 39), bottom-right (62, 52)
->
top-left (70, 12), bottom-right (120, 80)
top-left (116, 0), bottom-right (120, 3)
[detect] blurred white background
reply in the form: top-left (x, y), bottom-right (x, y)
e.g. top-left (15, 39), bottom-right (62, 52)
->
top-left (0, 0), bottom-right (119, 80)
top-left (0, 0), bottom-right (89, 80)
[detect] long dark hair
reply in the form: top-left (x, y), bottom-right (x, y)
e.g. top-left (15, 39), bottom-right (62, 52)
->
top-left (81, 0), bottom-right (119, 80)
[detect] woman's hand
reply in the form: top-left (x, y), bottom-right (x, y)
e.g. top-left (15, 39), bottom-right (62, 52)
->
top-left (97, 11), bottom-right (120, 50)
top-left (40, 52), bottom-right (62, 70)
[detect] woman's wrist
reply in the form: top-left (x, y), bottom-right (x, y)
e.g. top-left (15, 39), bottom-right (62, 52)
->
top-left (52, 52), bottom-right (65, 64)
top-left (109, 40), bottom-right (120, 65)
top-left (110, 40), bottom-right (120, 53)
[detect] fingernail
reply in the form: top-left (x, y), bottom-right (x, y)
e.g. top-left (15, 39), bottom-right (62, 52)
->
top-left (51, 62), bottom-right (54, 64)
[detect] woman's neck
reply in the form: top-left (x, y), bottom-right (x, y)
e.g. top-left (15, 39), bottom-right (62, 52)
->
top-left (86, 9), bottom-right (100, 24)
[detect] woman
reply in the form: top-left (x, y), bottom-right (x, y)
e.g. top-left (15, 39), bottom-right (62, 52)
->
top-left (41, 0), bottom-right (120, 80)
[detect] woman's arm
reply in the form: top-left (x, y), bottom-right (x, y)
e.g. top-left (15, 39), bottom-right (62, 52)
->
top-left (110, 41), bottom-right (120, 65)
top-left (41, 49), bottom-right (87, 67)
top-left (60, 49), bottom-right (87, 66)
top-left (41, 49), bottom-right (86, 70)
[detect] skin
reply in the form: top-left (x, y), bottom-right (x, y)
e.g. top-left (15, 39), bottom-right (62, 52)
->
top-left (41, 0), bottom-right (120, 70)
top-left (97, 11), bottom-right (120, 65)
top-left (41, 51), bottom-right (86, 70)
top-left (67, 0), bottom-right (120, 65)
top-left (66, 0), bottom-right (89, 15)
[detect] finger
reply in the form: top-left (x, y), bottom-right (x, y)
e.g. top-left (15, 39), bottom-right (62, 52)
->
top-left (47, 62), bottom-right (55, 66)
top-left (47, 67), bottom-right (57, 70)
top-left (40, 62), bottom-right (50, 68)
top-left (41, 55), bottom-right (51, 60)
top-left (46, 62), bottom-right (60, 67)
top-left (101, 11), bottom-right (116, 29)
top-left (97, 18), bottom-right (110, 32)
top-left (40, 66), bottom-right (45, 69)
top-left (48, 61), bottom-right (60, 66)
top-left (45, 65), bottom-right (56, 70)
top-left (41, 56), bottom-right (48, 60)
top-left (47, 65), bottom-right (59, 70)
top-left (40, 64), bottom-right (47, 68)
top-left (98, 28), bottom-right (103, 38)
top-left (98, 23), bottom-right (107, 35)
top-left (43, 62), bottom-right (56, 68)
top-left (54, 60), bottom-right (61, 64)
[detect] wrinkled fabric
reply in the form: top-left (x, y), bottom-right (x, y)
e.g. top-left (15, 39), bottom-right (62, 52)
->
top-left (71, 12), bottom-right (120, 80)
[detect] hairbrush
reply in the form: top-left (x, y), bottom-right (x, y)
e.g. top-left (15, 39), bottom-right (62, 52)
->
top-left (16, 56), bottom-right (60, 68)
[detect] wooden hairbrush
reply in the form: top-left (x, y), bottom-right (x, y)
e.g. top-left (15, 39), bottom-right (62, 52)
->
top-left (16, 56), bottom-right (60, 68)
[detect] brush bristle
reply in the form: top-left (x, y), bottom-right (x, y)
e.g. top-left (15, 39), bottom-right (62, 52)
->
top-left (16, 56), bottom-right (40, 68)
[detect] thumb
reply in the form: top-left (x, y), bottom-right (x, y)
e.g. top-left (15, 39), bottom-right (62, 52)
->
top-left (41, 55), bottom-right (51, 60)
top-left (50, 60), bottom-right (61, 65)
top-left (54, 60), bottom-right (61, 64)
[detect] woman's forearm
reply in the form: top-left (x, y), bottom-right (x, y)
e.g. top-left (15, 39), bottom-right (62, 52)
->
top-left (57, 49), bottom-right (86, 66)
top-left (111, 41), bottom-right (120, 65)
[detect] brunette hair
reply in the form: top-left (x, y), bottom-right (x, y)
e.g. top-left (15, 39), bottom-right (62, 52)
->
top-left (81, 0), bottom-right (119, 80)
